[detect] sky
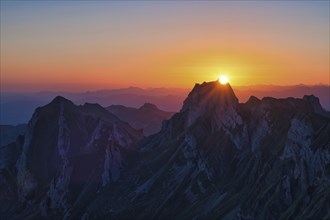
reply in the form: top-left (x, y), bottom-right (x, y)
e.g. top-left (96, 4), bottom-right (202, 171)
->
top-left (1, 1), bottom-right (329, 92)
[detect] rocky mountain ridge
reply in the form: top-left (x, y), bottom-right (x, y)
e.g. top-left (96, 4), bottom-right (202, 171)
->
top-left (0, 81), bottom-right (329, 219)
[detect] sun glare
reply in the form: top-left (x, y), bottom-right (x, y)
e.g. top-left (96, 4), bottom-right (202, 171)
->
top-left (219, 75), bottom-right (229, 85)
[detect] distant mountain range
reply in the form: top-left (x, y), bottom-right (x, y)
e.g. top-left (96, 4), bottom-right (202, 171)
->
top-left (0, 102), bottom-right (173, 147)
top-left (1, 81), bottom-right (329, 219)
top-left (1, 84), bottom-right (329, 125)
top-left (107, 103), bottom-right (174, 136)
top-left (0, 87), bottom-right (187, 125)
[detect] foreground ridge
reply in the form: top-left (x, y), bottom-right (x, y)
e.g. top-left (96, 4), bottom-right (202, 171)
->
top-left (0, 81), bottom-right (329, 219)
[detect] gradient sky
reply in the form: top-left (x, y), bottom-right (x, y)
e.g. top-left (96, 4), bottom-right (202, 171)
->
top-left (1, 1), bottom-right (329, 91)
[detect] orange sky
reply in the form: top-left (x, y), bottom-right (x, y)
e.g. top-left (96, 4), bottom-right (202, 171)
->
top-left (1, 1), bottom-right (329, 92)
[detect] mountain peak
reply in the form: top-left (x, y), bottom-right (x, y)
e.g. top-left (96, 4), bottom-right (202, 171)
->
top-left (303, 94), bottom-right (320, 106)
top-left (139, 103), bottom-right (159, 111)
top-left (180, 80), bottom-right (241, 128)
top-left (303, 94), bottom-right (330, 118)
top-left (182, 80), bottom-right (238, 112)
top-left (50, 96), bottom-right (74, 106)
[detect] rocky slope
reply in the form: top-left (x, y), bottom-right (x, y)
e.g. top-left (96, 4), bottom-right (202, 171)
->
top-left (1, 81), bottom-right (329, 219)
top-left (85, 81), bottom-right (330, 219)
top-left (107, 103), bottom-right (174, 136)
top-left (0, 97), bottom-right (143, 219)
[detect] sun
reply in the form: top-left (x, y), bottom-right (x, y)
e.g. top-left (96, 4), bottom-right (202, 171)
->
top-left (219, 75), bottom-right (229, 85)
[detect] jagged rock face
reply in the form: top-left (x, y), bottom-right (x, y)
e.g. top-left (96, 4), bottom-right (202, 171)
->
top-left (14, 96), bottom-right (143, 217)
top-left (1, 81), bottom-right (330, 220)
top-left (182, 81), bottom-right (241, 129)
top-left (84, 81), bottom-right (330, 219)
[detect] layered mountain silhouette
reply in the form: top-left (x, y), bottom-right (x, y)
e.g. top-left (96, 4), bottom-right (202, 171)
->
top-left (0, 81), bottom-right (329, 219)
top-left (2, 84), bottom-right (329, 125)
top-left (107, 103), bottom-right (174, 136)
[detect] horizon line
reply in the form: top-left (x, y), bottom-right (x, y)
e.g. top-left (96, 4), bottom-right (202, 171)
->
top-left (1, 82), bottom-right (330, 94)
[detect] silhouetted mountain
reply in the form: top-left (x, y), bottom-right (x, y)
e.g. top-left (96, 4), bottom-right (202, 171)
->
top-left (0, 96), bottom-right (143, 218)
top-left (107, 103), bottom-right (174, 136)
top-left (1, 82), bottom-right (329, 219)
top-left (85, 81), bottom-right (329, 219)
top-left (234, 84), bottom-right (330, 110)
